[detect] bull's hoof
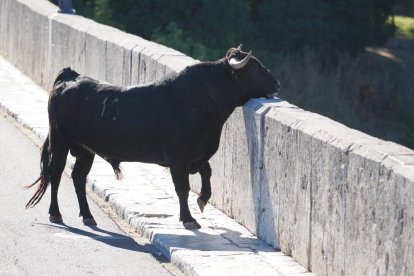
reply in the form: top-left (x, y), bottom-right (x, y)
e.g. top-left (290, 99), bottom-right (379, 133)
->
top-left (197, 197), bottom-right (206, 213)
top-left (49, 215), bottom-right (63, 224)
top-left (83, 217), bottom-right (97, 226)
top-left (183, 220), bottom-right (201, 229)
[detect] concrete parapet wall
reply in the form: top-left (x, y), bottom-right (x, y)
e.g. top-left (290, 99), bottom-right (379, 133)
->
top-left (0, 0), bottom-right (196, 90)
top-left (1, 1), bottom-right (414, 275)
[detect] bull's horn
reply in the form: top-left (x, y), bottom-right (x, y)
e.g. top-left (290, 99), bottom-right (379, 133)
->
top-left (229, 50), bottom-right (252, 70)
top-left (237, 44), bottom-right (243, 50)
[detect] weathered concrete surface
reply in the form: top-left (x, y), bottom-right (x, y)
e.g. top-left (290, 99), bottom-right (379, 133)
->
top-left (0, 0), bottom-right (195, 91)
top-left (194, 99), bottom-right (414, 274)
top-left (0, 0), bottom-right (56, 88)
top-left (1, 0), bottom-right (414, 275)
top-left (262, 106), bottom-right (414, 275)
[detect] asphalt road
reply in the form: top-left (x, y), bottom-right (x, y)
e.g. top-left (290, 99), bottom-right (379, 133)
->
top-left (0, 112), bottom-right (178, 276)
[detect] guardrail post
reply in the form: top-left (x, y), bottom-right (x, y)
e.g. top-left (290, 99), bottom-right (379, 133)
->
top-left (58, 0), bottom-right (76, 14)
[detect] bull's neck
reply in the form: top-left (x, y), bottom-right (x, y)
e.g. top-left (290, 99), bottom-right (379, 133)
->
top-left (189, 62), bottom-right (246, 121)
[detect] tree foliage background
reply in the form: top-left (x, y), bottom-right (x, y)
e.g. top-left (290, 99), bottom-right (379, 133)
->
top-left (55, 0), bottom-right (398, 62)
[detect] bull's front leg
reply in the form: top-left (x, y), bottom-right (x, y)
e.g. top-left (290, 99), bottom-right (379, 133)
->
top-left (169, 164), bottom-right (201, 229)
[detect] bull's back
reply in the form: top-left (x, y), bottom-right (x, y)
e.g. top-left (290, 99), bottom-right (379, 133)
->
top-left (51, 78), bottom-right (168, 164)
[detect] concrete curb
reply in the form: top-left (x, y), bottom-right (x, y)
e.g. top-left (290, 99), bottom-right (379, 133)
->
top-left (0, 56), bottom-right (312, 275)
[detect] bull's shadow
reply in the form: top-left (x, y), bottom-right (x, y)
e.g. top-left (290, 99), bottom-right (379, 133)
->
top-left (35, 223), bottom-right (155, 253)
top-left (148, 226), bottom-right (277, 253)
top-left (36, 222), bottom-right (277, 254)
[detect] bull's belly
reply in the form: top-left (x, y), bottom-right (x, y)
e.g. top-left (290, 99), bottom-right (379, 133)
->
top-left (65, 121), bottom-right (218, 171)
top-left (74, 130), bottom-right (167, 165)
top-left (93, 145), bottom-right (167, 165)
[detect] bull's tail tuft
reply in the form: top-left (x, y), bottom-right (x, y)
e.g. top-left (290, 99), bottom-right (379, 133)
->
top-left (25, 135), bottom-right (52, 209)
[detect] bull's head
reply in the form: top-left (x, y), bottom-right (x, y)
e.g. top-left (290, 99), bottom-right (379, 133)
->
top-left (226, 45), bottom-right (280, 99)
top-left (228, 45), bottom-right (253, 70)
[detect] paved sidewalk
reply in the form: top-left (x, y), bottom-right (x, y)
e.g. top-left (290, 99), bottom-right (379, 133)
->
top-left (0, 55), bottom-right (312, 276)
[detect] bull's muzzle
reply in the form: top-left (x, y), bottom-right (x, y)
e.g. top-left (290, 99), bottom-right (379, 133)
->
top-left (267, 80), bottom-right (281, 98)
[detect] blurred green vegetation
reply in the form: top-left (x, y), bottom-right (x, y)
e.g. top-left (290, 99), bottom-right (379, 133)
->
top-left (394, 0), bottom-right (414, 17)
top-left (396, 112), bottom-right (414, 149)
top-left (393, 16), bottom-right (414, 39)
top-left (54, 0), bottom-right (397, 63)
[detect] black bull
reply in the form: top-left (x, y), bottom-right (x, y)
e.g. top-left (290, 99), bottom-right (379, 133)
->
top-left (26, 47), bottom-right (280, 229)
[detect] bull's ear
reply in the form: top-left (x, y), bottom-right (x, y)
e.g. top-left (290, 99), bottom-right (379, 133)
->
top-left (226, 45), bottom-right (243, 60)
top-left (226, 47), bottom-right (237, 60)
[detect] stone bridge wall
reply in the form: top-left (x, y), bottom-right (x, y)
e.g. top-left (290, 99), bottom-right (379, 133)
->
top-left (1, 0), bottom-right (414, 274)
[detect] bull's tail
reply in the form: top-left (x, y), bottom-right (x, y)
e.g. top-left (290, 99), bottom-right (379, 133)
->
top-left (25, 68), bottom-right (79, 208)
top-left (25, 135), bottom-right (52, 208)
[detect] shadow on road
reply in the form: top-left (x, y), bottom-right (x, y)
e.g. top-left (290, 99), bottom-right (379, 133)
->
top-left (35, 222), bottom-right (156, 253)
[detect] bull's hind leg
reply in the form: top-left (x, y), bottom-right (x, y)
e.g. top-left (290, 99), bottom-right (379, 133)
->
top-left (197, 162), bottom-right (212, 213)
top-left (49, 143), bottom-right (69, 224)
top-left (70, 146), bottom-right (96, 225)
